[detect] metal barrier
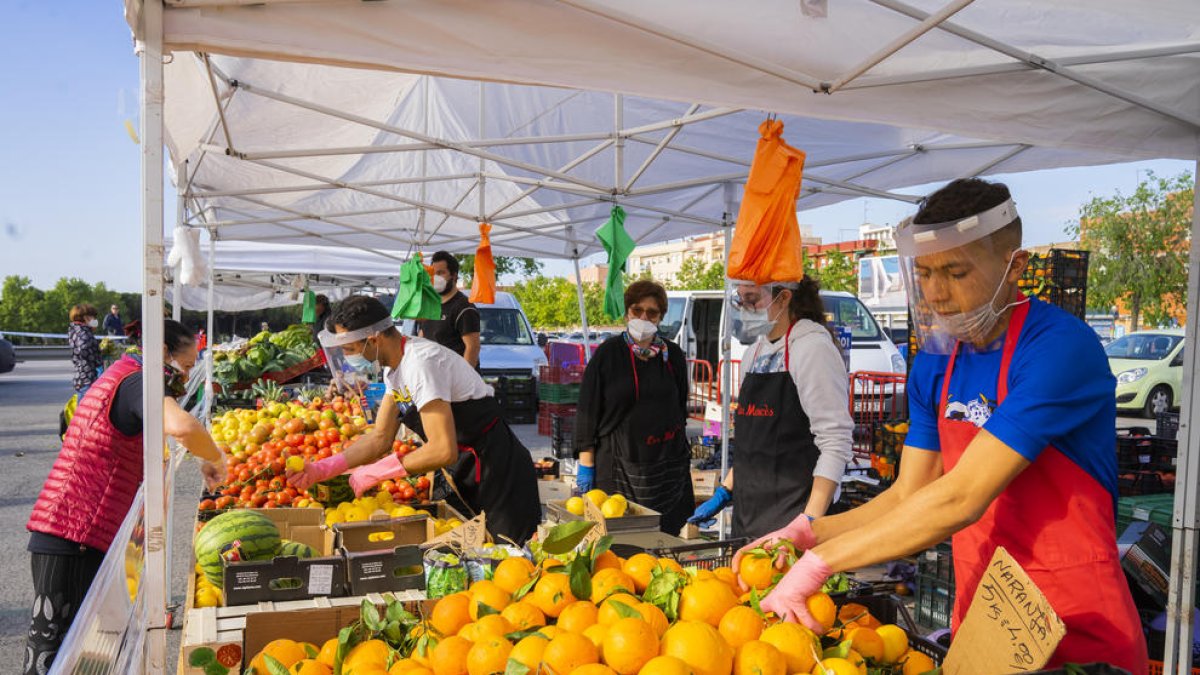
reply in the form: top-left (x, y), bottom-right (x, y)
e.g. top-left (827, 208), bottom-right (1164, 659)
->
top-left (848, 371), bottom-right (908, 461)
top-left (717, 359), bottom-right (741, 404)
top-left (686, 359), bottom-right (715, 421)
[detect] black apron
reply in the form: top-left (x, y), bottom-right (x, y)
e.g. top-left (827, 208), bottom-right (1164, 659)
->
top-left (595, 346), bottom-right (694, 536)
top-left (402, 396), bottom-right (541, 545)
top-left (731, 323), bottom-right (820, 540)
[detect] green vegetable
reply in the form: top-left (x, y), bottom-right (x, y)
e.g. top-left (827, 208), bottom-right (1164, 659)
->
top-left (425, 552), bottom-right (468, 599)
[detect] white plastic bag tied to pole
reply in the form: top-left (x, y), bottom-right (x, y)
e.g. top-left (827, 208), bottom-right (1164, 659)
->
top-left (167, 226), bottom-right (209, 287)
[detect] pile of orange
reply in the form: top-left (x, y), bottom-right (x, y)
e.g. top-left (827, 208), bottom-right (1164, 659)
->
top-left (243, 553), bottom-right (939, 675)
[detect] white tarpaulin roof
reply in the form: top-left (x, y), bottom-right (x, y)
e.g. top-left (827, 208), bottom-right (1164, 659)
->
top-left (166, 239), bottom-right (402, 311)
top-left (133, 0), bottom-right (1199, 261)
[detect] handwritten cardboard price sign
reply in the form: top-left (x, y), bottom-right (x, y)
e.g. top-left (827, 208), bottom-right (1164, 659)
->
top-left (579, 498), bottom-right (609, 549)
top-left (422, 513), bottom-right (488, 550)
top-left (942, 546), bottom-right (1066, 675)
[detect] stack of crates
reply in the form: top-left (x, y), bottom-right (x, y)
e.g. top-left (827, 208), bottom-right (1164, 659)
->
top-left (914, 541), bottom-right (955, 630)
top-left (538, 364), bottom-right (584, 458)
top-left (1116, 427), bottom-right (1177, 497)
top-left (484, 372), bottom-right (538, 425)
top-left (1017, 248), bottom-right (1089, 319)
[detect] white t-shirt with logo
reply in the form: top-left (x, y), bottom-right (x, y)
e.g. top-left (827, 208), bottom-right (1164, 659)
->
top-left (382, 337), bottom-right (493, 417)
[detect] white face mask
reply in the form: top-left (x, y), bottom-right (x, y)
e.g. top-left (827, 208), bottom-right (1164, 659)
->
top-left (432, 275), bottom-right (450, 294)
top-left (626, 318), bottom-right (659, 342)
top-left (933, 253), bottom-right (1027, 345)
top-left (734, 295), bottom-right (785, 344)
top-left (87, 318), bottom-right (99, 329)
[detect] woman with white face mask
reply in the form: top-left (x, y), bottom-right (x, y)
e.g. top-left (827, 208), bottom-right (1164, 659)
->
top-left (67, 303), bottom-right (103, 396)
top-left (574, 280), bottom-right (694, 535)
top-left (689, 276), bottom-right (853, 540)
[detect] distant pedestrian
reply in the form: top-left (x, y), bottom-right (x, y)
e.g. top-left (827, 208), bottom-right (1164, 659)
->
top-left (103, 305), bottom-right (123, 336)
top-left (68, 304), bottom-right (102, 396)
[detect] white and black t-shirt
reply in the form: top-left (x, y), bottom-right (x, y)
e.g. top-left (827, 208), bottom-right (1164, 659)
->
top-left (382, 337), bottom-right (493, 417)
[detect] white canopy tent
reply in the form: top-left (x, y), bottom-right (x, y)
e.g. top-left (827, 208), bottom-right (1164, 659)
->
top-left (114, 2), bottom-right (1200, 673)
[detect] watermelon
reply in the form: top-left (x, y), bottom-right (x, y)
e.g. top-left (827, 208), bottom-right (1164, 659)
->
top-left (277, 540), bottom-right (318, 559)
top-left (194, 510), bottom-right (281, 588)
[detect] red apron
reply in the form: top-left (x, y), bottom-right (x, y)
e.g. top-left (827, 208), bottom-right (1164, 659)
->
top-left (938, 301), bottom-right (1147, 674)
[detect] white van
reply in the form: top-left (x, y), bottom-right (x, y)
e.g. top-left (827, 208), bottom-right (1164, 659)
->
top-left (659, 289), bottom-right (906, 376)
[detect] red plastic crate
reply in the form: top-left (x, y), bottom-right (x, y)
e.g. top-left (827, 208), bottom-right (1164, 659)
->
top-left (1148, 661), bottom-right (1200, 675)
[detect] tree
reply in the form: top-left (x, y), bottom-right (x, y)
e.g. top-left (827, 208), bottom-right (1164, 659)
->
top-left (1068, 171), bottom-right (1193, 331)
top-left (810, 250), bottom-right (858, 294)
top-left (454, 254), bottom-right (543, 286)
top-left (511, 276), bottom-right (613, 329)
top-left (671, 258), bottom-right (726, 290)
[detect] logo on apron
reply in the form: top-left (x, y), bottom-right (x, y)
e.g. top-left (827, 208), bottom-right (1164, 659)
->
top-left (391, 387), bottom-right (416, 417)
top-left (945, 394), bottom-right (994, 428)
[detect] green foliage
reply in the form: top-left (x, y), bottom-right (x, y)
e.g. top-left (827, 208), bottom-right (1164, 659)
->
top-left (1068, 170), bottom-right (1193, 331)
top-left (0, 275), bottom-right (139, 341)
top-left (454, 255), bottom-right (543, 286)
top-left (670, 259), bottom-right (725, 290)
top-left (809, 250), bottom-right (858, 294)
top-left (511, 277), bottom-right (612, 329)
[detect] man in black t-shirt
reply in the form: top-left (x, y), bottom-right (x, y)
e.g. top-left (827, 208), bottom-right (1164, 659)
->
top-left (420, 251), bottom-right (482, 368)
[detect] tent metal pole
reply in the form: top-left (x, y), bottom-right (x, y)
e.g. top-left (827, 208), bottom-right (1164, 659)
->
top-left (479, 81), bottom-right (486, 223)
top-left (624, 103), bottom-right (700, 192)
top-left (556, 0), bottom-right (824, 90)
top-left (719, 182), bottom-right (737, 538)
top-left (203, 230), bottom-right (216, 424)
top-left (225, 192), bottom-right (421, 247)
top-left (1163, 163), bottom-right (1200, 675)
top-left (220, 133), bottom-right (614, 160)
top-left (139, 0), bottom-right (168, 671)
top-left (843, 41), bottom-right (1200, 91)
top-left (570, 228), bottom-right (593, 360)
top-left (200, 205), bottom-right (421, 229)
top-left (172, 163), bottom-right (186, 322)
top-left (614, 94), bottom-right (624, 191)
top-left (869, 0), bottom-right (1200, 131)
top-left (189, 173), bottom-right (477, 199)
top-left (967, 144), bottom-right (1031, 178)
top-left (495, 198), bottom-right (606, 221)
top-left (487, 140), bottom-right (615, 220)
top-left (823, 0), bottom-right (976, 93)
top-left (482, 172), bottom-right (610, 196)
top-left (228, 79), bottom-right (611, 193)
top-left (619, 106), bottom-right (742, 137)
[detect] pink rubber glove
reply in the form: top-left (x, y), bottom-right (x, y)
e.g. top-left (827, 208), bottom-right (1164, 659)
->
top-left (760, 550), bottom-right (833, 632)
top-left (732, 514), bottom-right (817, 582)
top-left (286, 452), bottom-right (349, 492)
top-left (349, 453), bottom-right (409, 498)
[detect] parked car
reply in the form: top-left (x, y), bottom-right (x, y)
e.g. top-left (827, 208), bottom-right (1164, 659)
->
top-left (1106, 329), bottom-right (1184, 417)
top-left (0, 337), bottom-right (14, 373)
top-left (475, 292), bottom-right (549, 379)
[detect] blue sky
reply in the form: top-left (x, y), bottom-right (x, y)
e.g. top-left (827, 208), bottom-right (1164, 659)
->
top-left (0, 4), bottom-right (1192, 291)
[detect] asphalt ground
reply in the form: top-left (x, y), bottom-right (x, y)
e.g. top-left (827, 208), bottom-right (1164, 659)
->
top-left (0, 359), bottom-right (1163, 669)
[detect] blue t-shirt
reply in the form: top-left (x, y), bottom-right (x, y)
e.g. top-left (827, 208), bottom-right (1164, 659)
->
top-left (906, 298), bottom-right (1118, 499)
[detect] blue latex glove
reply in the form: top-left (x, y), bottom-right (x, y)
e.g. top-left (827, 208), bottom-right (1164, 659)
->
top-left (575, 464), bottom-right (596, 493)
top-left (689, 485), bottom-right (732, 524)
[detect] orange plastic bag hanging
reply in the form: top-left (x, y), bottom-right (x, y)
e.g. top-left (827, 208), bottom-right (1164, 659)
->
top-left (727, 119), bottom-right (806, 284)
top-left (469, 223), bottom-right (496, 304)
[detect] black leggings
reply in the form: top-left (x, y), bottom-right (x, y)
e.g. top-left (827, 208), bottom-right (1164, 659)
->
top-left (24, 550), bottom-right (105, 675)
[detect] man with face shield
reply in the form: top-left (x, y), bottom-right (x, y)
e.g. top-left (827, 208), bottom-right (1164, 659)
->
top-left (287, 296), bottom-right (541, 544)
top-left (419, 251), bottom-right (482, 368)
top-left (24, 319), bottom-right (226, 675)
top-left (687, 276), bottom-right (854, 539)
top-left (734, 179), bottom-right (1145, 673)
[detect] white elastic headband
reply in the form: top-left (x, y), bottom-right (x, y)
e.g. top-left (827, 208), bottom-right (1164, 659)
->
top-left (318, 316), bottom-right (395, 348)
top-left (896, 198), bottom-right (1019, 257)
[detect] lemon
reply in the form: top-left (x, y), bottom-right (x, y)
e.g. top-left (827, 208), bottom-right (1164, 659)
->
top-left (395, 505), bottom-right (418, 518)
top-left (325, 510), bottom-right (346, 526)
top-left (194, 586), bottom-right (221, 608)
top-left (357, 496), bottom-right (379, 513)
top-left (337, 502), bottom-right (354, 514)
top-left (609, 493), bottom-right (627, 505)
top-left (344, 506), bottom-right (370, 522)
top-left (566, 497), bottom-right (586, 516)
top-left (286, 456), bottom-right (305, 472)
top-left (601, 497), bottom-right (627, 519)
top-left (585, 489), bottom-right (608, 508)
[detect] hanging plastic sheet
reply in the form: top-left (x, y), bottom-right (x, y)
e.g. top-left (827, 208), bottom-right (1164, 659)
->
top-left (301, 288), bottom-right (317, 323)
top-left (596, 205), bottom-right (634, 321)
top-left (727, 119), bottom-right (806, 285)
top-left (392, 256), bottom-right (442, 321)
top-left (469, 223), bottom-right (496, 305)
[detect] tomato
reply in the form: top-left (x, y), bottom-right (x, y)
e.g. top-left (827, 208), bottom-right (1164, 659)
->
top-left (318, 418), bottom-right (334, 431)
top-left (340, 423), bottom-right (355, 438)
top-left (263, 499), bottom-right (279, 509)
top-left (283, 486), bottom-right (299, 499)
top-left (315, 437), bottom-right (330, 450)
top-left (256, 479), bottom-right (270, 490)
top-left (379, 480), bottom-right (397, 493)
top-left (275, 492), bottom-right (293, 506)
top-left (222, 485), bottom-right (240, 497)
top-left (251, 493), bottom-right (269, 507)
top-left (236, 467), bottom-right (252, 483)
top-left (285, 418), bottom-right (306, 435)
top-left (271, 426), bottom-right (288, 441)
top-left (398, 484), bottom-right (415, 501)
top-left (269, 476), bottom-right (285, 491)
top-left (397, 444), bottom-right (412, 457)
top-left (415, 476), bottom-right (430, 491)
top-left (240, 487), bottom-right (255, 501)
top-left (331, 442), bottom-right (343, 454)
top-left (325, 429), bottom-right (341, 443)
top-left (316, 447), bottom-right (332, 460)
top-left (215, 496), bottom-right (236, 509)
top-left (302, 434), bottom-right (316, 447)
top-left (270, 459), bottom-right (285, 475)
top-left (198, 499), bottom-right (217, 511)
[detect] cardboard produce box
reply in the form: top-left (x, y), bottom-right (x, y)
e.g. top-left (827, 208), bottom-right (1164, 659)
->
top-left (1119, 520), bottom-right (1171, 608)
top-left (221, 508), bottom-right (348, 606)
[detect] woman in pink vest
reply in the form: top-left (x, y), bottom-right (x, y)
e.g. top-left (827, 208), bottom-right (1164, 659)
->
top-left (23, 320), bottom-right (226, 675)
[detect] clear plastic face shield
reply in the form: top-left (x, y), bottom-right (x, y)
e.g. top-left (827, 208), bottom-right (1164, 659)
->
top-left (728, 279), bottom-right (797, 345)
top-left (317, 316), bottom-right (392, 386)
top-left (896, 199), bottom-right (1027, 354)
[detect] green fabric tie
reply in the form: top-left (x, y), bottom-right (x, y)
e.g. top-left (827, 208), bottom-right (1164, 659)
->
top-left (597, 205), bottom-right (634, 321)
top-left (392, 257), bottom-right (443, 320)
top-left (301, 289), bottom-right (317, 323)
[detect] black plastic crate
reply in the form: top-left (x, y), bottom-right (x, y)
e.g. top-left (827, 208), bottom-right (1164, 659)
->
top-left (914, 542), bottom-right (955, 631)
top-left (1117, 431), bottom-right (1159, 471)
top-left (1117, 470), bottom-right (1173, 497)
top-left (552, 415), bottom-right (576, 459)
top-left (503, 410), bottom-right (537, 425)
top-left (647, 538), bottom-right (749, 571)
top-left (830, 588), bottom-right (948, 665)
top-left (1157, 412), bottom-right (1180, 440)
top-left (499, 376), bottom-right (536, 395)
